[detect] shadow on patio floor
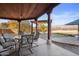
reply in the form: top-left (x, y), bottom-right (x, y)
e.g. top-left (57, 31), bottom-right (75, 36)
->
top-left (52, 42), bottom-right (79, 55)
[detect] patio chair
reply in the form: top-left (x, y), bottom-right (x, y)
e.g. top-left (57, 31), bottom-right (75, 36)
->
top-left (1, 33), bottom-right (16, 42)
top-left (20, 35), bottom-right (33, 54)
top-left (0, 37), bottom-right (16, 56)
top-left (0, 44), bottom-right (15, 56)
top-left (0, 34), bottom-right (20, 56)
top-left (32, 32), bottom-right (40, 47)
top-left (0, 33), bottom-right (15, 47)
top-left (0, 34), bottom-right (17, 48)
top-left (0, 33), bottom-right (20, 55)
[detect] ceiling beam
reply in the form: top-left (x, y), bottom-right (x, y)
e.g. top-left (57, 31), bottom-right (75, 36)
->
top-left (0, 17), bottom-right (35, 21)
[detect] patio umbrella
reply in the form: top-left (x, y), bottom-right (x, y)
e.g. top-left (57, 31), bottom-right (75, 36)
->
top-left (66, 19), bottom-right (79, 40)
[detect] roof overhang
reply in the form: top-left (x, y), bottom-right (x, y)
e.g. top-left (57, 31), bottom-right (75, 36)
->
top-left (31, 20), bottom-right (52, 23)
top-left (0, 3), bottom-right (59, 21)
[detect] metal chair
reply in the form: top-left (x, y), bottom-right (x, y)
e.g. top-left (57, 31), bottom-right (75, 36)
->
top-left (1, 33), bottom-right (16, 42)
top-left (18, 34), bottom-right (33, 55)
top-left (0, 37), bottom-right (16, 56)
top-left (0, 33), bottom-right (17, 48)
top-left (0, 44), bottom-right (15, 56)
top-left (32, 32), bottom-right (40, 47)
top-left (0, 33), bottom-right (18, 56)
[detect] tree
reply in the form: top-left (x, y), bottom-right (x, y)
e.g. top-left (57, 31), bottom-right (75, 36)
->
top-left (40, 24), bottom-right (47, 32)
top-left (8, 20), bottom-right (31, 33)
top-left (8, 21), bottom-right (18, 29)
top-left (7, 21), bottom-right (19, 34)
top-left (21, 20), bottom-right (31, 33)
top-left (1, 23), bottom-right (8, 33)
top-left (1, 23), bottom-right (8, 29)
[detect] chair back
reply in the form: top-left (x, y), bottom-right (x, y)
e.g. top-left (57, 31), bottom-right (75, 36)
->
top-left (1, 33), bottom-right (5, 40)
top-left (26, 35), bottom-right (33, 44)
top-left (2, 33), bottom-right (15, 42)
top-left (0, 36), bottom-right (5, 45)
top-left (21, 35), bottom-right (28, 45)
top-left (33, 32), bottom-right (40, 41)
top-left (21, 34), bottom-right (33, 48)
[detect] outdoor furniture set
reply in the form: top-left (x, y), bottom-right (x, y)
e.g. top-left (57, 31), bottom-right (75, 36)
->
top-left (0, 32), bottom-right (40, 56)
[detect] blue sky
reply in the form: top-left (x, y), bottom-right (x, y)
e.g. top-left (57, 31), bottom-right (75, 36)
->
top-left (39, 3), bottom-right (79, 26)
top-left (1, 3), bottom-right (79, 26)
top-left (52, 3), bottom-right (79, 25)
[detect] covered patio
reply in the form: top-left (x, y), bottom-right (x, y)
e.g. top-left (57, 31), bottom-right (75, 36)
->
top-left (0, 3), bottom-right (59, 56)
top-left (0, 3), bottom-right (77, 56)
top-left (0, 3), bottom-right (59, 42)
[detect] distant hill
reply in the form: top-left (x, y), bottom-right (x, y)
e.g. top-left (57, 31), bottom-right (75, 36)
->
top-left (51, 25), bottom-right (78, 30)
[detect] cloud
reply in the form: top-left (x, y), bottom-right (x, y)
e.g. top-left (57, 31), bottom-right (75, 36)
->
top-left (51, 11), bottom-right (79, 25)
top-left (52, 12), bottom-right (79, 19)
top-left (0, 19), bottom-right (8, 23)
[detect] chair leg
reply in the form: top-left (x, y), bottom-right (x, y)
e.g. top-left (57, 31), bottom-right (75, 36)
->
top-left (29, 48), bottom-right (33, 53)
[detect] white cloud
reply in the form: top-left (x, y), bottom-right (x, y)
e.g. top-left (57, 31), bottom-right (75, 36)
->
top-left (0, 19), bottom-right (8, 23)
top-left (51, 11), bottom-right (79, 25)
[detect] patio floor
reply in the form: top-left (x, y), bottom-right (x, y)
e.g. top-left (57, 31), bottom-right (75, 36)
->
top-left (30, 38), bottom-right (78, 56)
top-left (10, 33), bottom-right (79, 56)
top-left (40, 33), bottom-right (79, 45)
top-left (18, 38), bottom-right (78, 56)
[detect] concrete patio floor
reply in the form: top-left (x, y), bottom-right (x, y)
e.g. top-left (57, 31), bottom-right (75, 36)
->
top-left (11, 33), bottom-right (79, 56)
top-left (19, 38), bottom-right (78, 56)
top-left (40, 33), bottom-right (79, 46)
top-left (30, 38), bottom-right (78, 56)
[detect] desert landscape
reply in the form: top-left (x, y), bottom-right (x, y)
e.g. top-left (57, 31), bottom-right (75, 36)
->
top-left (52, 25), bottom-right (78, 36)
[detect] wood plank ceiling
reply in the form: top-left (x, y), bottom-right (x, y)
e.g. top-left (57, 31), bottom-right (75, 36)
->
top-left (0, 3), bottom-right (59, 20)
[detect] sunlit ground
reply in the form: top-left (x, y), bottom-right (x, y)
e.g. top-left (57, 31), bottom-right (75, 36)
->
top-left (52, 30), bottom-right (78, 35)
